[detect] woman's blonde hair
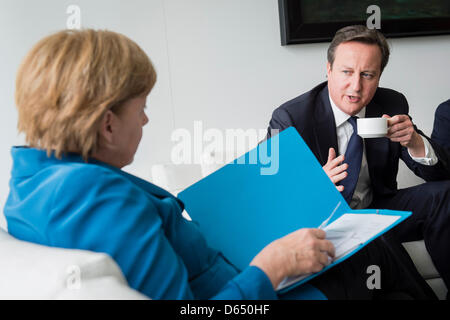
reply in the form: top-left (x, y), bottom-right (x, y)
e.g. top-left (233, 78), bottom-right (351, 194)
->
top-left (15, 29), bottom-right (157, 160)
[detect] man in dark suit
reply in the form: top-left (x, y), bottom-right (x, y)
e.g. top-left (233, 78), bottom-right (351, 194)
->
top-left (266, 25), bottom-right (450, 293)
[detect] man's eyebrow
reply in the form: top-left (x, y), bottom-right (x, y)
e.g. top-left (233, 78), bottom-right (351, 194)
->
top-left (361, 70), bottom-right (377, 74)
top-left (343, 67), bottom-right (378, 73)
top-left (339, 66), bottom-right (378, 74)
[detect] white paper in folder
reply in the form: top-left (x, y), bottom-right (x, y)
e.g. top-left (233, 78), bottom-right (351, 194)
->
top-left (277, 213), bottom-right (401, 291)
top-left (323, 213), bottom-right (401, 259)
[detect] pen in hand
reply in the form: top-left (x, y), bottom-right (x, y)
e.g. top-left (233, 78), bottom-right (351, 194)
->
top-left (318, 201), bottom-right (341, 230)
top-left (317, 201), bottom-right (341, 265)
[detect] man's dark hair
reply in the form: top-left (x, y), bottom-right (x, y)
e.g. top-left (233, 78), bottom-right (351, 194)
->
top-left (327, 25), bottom-right (390, 74)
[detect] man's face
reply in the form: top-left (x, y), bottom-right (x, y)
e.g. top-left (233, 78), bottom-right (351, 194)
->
top-left (327, 41), bottom-right (382, 116)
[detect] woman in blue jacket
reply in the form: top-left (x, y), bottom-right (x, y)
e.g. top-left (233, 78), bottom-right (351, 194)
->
top-left (4, 29), bottom-right (435, 300)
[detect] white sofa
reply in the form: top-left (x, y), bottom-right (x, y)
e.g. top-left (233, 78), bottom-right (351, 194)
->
top-left (0, 227), bottom-right (147, 300)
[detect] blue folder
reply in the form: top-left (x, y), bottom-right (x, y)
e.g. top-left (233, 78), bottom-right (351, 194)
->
top-left (178, 127), bottom-right (411, 293)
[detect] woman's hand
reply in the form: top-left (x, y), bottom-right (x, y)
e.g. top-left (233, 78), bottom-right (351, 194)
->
top-left (250, 228), bottom-right (335, 289)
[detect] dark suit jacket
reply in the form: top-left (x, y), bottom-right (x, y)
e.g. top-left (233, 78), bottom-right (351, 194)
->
top-left (267, 82), bottom-right (449, 198)
top-left (432, 100), bottom-right (450, 148)
top-left (431, 100), bottom-right (450, 174)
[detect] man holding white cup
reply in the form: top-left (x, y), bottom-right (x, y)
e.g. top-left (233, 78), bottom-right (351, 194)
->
top-left (266, 25), bottom-right (450, 296)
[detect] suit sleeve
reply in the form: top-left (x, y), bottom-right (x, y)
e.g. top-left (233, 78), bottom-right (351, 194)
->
top-left (265, 106), bottom-right (295, 140)
top-left (432, 101), bottom-right (450, 148)
top-left (398, 105), bottom-right (450, 180)
top-left (431, 102), bottom-right (450, 176)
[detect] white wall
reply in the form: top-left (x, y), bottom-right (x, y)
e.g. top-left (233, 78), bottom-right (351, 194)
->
top-left (1, 0), bottom-right (449, 228)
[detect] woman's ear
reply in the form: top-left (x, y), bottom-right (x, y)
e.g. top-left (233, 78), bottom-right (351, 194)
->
top-left (98, 110), bottom-right (116, 145)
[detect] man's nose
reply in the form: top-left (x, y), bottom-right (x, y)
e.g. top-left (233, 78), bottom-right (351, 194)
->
top-left (350, 74), bottom-right (362, 92)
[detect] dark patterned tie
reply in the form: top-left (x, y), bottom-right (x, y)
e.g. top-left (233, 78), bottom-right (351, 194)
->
top-left (340, 116), bottom-right (363, 204)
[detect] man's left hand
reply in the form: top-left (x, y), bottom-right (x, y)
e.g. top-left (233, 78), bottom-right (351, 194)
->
top-left (382, 114), bottom-right (425, 157)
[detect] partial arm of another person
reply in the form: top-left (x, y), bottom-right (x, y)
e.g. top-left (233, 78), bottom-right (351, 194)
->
top-left (431, 101), bottom-right (450, 176)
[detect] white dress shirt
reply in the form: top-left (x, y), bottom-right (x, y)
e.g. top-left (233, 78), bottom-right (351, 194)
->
top-left (328, 94), bottom-right (438, 209)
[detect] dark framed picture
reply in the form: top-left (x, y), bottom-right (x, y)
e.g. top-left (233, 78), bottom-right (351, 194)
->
top-left (279, 0), bottom-right (450, 45)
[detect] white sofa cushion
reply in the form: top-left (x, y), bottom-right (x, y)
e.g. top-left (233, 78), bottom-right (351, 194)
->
top-left (402, 240), bottom-right (440, 279)
top-left (402, 240), bottom-right (447, 300)
top-left (0, 228), bottom-right (147, 300)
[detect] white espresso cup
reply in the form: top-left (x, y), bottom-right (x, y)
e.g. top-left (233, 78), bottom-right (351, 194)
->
top-left (357, 118), bottom-right (388, 138)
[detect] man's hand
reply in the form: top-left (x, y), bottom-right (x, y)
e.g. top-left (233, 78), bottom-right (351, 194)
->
top-left (323, 148), bottom-right (348, 192)
top-left (382, 114), bottom-right (425, 157)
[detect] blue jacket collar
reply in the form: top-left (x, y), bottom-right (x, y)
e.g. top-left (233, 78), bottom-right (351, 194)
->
top-left (10, 146), bottom-right (185, 210)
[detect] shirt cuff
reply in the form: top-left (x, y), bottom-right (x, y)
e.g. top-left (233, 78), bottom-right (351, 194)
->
top-left (408, 135), bottom-right (438, 166)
